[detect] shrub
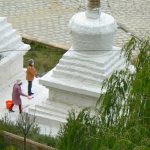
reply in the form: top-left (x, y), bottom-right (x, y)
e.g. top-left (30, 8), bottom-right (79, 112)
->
top-left (57, 37), bottom-right (150, 149)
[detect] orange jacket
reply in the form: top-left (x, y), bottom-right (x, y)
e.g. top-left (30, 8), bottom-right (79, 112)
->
top-left (26, 65), bottom-right (37, 81)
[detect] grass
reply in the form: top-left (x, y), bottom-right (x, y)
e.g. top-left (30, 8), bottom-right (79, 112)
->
top-left (23, 39), bottom-right (66, 76)
top-left (0, 114), bottom-right (58, 148)
top-left (0, 134), bottom-right (7, 149)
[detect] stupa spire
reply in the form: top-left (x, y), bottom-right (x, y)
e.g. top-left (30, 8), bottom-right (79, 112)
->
top-left (87, 0), bottom-right (100, 10)
top-left (86, 0), bottom-right (101, 19)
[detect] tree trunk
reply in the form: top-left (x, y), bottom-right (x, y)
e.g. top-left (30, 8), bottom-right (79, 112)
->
top-left (24, 136), bottom-right (27, 150)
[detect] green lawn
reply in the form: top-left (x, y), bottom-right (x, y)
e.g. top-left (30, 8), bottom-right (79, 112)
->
top-left (0, 114), bottom-right (57, 148)
top-left (23, 39), bottom-right (66, 76)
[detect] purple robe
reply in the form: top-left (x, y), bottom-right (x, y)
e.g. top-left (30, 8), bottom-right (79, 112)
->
top-left (12, 84), bottom-right (26, 105)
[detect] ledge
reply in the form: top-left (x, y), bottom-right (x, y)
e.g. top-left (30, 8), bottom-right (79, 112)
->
top-left (2, 131), bottom-right (56, 150)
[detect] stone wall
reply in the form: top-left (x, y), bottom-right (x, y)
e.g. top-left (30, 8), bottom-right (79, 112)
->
top-left (3, 131), bottom-right (56, 150)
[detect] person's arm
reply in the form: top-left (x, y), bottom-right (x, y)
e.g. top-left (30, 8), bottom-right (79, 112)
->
top-left (18, 86), bottom-right (28, 97)
top-left (28, 67), bottom-right (37, 76)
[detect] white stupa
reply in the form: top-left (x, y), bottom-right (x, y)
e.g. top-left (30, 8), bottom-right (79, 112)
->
top-left (0, 17), bottom-right (30, 89)
top-left (29, 0), bottom-right (125, 134)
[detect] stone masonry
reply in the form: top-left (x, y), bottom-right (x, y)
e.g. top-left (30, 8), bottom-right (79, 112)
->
top-left (0, 0), bottom-right (149, 49)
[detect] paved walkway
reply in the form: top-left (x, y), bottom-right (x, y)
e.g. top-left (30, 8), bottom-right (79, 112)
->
top-left (0, 0), bottom-right (149, 49)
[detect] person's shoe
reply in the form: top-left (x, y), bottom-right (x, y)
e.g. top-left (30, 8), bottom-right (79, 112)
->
top-left (28, 93), bottom-right (33, 96)
top-left (9, 110), bottom-right (15, 112)
top-left (28, 92), bottom-right (34, 96)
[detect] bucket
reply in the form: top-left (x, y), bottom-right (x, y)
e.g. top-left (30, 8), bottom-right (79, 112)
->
top-left (6, 100), bottom-right (12, 109)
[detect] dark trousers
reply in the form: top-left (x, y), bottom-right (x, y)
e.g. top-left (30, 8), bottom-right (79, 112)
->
top-left (9, 104), bottom-right (22, 113)
top-left (28, 81), bottom-right (32, 95)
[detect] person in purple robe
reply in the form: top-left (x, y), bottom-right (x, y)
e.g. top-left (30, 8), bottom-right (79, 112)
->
top-left (9, 80), bottom-right (29, 114)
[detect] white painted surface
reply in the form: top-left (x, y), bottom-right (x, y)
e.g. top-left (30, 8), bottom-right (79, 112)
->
top-left (30, 8), bottom-right (125, 135)
top-left (0, 8), bottom-right (125, 136)
top-left (86, 8), bottom-right (101, 19)
top-left (69, 12), bottom-right (117, 51)
top-left (40, 46), bottom-right (125, 106)
top-left (0, 17), bottom-right (30, 89)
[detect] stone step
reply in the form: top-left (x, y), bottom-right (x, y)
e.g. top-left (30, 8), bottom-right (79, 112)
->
top-left (56, 64), bottom-right (106, 79)
top-left (0, 35), bottom-right (22, 50)
top-left (28, 100), bottom-right (83, 129)
top-left (40, 71), bottom-right (101, 98)
top-left (29, 109), bottom-right (67, 129)
top-left (59, 58), bottom-right (103, 70)
top-left (0, 23), bottom-right (12, 36)
top-left (52, 57), bottom-right (124, 85)
top-left (52, 69), bottom-right (103, 84)
top-left (29, 105), bottom-right (67, 124)
top-left (41, 101), bottom-right (69, 112)
top-left (41, 100), bottom-right (81, 114)
top-left (16, 43), bottom-right (30, 51)
top-left (34, 105), bottom-right (67, 119)
top-left (63, 50), bottom-right (119, 67)
top-left (0, 17), bottom-right (7, 27)
top-left (102, 54), bottom-right (124, 73)
top-left (55, 53), bottom-right (123, 80)
top-left (105, 57), bottom-right (125, 76)
top-left (6, 36), bottom-right (23, 50)
top-left (38, 124), bottom-right (59, 136)
top-left (59, 52), bottom-right (121, 74)
top-left (0, 29), bottom-right (17, 44)
top-left (57, 60), bottom-right (105, 73)
top-left (30, 100), bottom-right (81, 118)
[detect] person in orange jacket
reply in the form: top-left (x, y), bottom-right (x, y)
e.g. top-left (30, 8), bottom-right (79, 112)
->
top-left (26, 59), bottom-right (37, 96)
